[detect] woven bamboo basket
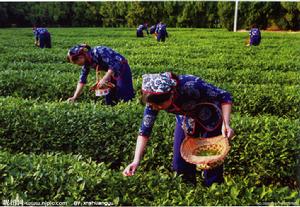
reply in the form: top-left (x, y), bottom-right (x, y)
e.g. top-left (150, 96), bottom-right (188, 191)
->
top-left (90, 82), bottom-right (115, 97)
top-left (180, 135), bottom-right (230, 170)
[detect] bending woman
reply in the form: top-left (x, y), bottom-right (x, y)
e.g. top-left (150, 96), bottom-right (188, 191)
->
top-left (123, 72), bottom-right (234, 186)
top-left (67, 44), bottom-right (135, 105)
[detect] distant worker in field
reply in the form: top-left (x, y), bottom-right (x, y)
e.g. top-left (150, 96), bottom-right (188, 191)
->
top-left (136, 23), bottom-right (149, 37)
top-left (149, 24), bottom-right (157, 35)
top-left (123, 72), bottom-right (235, 186)
top-left (149, 24), bottom-right (157, 39)
top-left (32, 26), bottom-right (51, 48)
top-left (66, 44), bottom-right (135, 105)
top-left (247, 24), bottom-right (261, 46)
top-left (155, 21), bottom-right (168, 42)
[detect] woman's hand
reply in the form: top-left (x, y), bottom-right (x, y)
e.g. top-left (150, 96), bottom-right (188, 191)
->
top-left (68, 83), bottom-right (84, 102)
top-left (222, 124), bottom-right (235, 139)
top-left (67, 96), bottom-right (76, 103)
top-left (122, 162), bottom-right (139, 177)
top-left (221, 104), bottom-right (234, 139)
top-left (123, 136), bottom-right (148, 177)
top-left (97, 69), bottom-right (114, 89)
top-left (97, 79), bottom-right (106, 89)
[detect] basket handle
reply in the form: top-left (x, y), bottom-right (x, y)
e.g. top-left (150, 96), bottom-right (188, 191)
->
top-left (198, 102), bottom-right (229, 138)
top-left (223, 120), bottom-right (228, 138)
top-left (96, 65), bottom-right (102, 82)
top-left (182, 102), bottom-right (231, 139)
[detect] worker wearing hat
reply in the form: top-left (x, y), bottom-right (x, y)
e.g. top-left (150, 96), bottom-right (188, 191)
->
top-left (67, 44), bottom-right (135, 105)
top-left (32, 26), bottom-right (51, 48)
top-left (123, 72), bottom-right (234, 186)
top-left (136, 23), bottom-right (149, 37)
top-left (248, 24), bottom-right (261, 46)
top-left (155, 22), bottom-right (168, 42)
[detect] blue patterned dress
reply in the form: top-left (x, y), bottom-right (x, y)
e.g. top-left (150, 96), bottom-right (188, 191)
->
top-left (139, 73), bottom-right (233, 186)
top-left (249, 28), bottom-right (261, 46)
top-left (33, 28), bottom-right (51, 48)
top-left (79, 46), bottom-right (135, 105)
top-left (136, 25), bottom-right (149, 37)
top-left (155, 23), bottom-right (168, 42)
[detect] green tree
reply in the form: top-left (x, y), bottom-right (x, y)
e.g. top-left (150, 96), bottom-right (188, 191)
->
top-left (6, 3), bottom-right (31, 26)
top-left (100, 2), bottom-right (127, 27)
top-left (281, 2), bottom-right (300, 30)
top-left (164, 1), bottom-right (183, 27)
top-left (125, 2), bottom-right (146, 27)
top-left (238, 2), bottom-right (281, 29)
top-left (217, 2), bottom-right (235, 31)
top-left (177, 2), bottom-right (218, 28)
top-left (0, 3), bottom-right (9, 27)
top-left (0, 1), bottom-right (299, 30)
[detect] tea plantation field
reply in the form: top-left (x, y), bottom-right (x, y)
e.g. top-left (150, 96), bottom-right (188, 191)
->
top-left (0, 28), bottom-right (299, 205)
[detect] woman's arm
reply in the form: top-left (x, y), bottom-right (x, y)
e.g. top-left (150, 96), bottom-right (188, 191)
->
top-left (221, 104), bottom-right (234, 139)
top-left (123, 135), bottom-right (149, 176)
top-left (123, 105), bottom-right (158, 176)
top-left (97, 69), bottom-right (114, 88)
top-left (133, 135), bottom-right (149, 164)
top-left (67, 66), bottom-right (90, 103)
top-left (34, 35), bottom-right (39, 46)
top-left (67, 83), bottom-right (85, 103)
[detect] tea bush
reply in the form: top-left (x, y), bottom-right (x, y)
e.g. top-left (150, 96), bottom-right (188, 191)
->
top-left (0, 97), bottom-right (299, 187)
top-left (0, 28), bottom-right (299, 204)
top-left (1, 150), bottom-right (299, 206)
top-left (0, 71), bottom-right (299, 118)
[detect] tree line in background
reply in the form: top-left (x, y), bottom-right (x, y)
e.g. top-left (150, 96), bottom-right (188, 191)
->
top-left (0, 1), bottom-right (299, 30)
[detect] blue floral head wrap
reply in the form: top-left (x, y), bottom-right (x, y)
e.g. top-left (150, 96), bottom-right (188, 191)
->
top-left (68, 44), bottom-right (91, 57)
top-left (142, 72), bottom-right (177, 94)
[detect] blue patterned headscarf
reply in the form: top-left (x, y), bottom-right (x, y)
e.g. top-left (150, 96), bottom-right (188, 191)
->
top-left (68, 44), bottom-right (91, 57)
top-left (142, 72), bottom-right (177, 94)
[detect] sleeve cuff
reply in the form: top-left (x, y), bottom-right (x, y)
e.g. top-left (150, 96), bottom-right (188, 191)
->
top-left (139, 135), bottom-right (149, 139)
top-left (221, 102), bottom-right (233, 106)
top-left (138, 132), bottom-right (150, 139)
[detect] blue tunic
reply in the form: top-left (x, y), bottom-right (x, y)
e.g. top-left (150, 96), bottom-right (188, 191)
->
top-left (137, 25), bottom-right (148, 33)
top-left (139, 74), bottom-right (233, 137)
top-left (155, 23), bottom-right (167, 35)
top-left (33, 28), bottom-right (51, 48)
top-left (249, 28), bottom-right (261, 46)
top-left (149, 25), bottom-right (156, 34)
top-left (139, 74), bottom-right (233, 186)
top-left (33, 28), bottom-right (49, 41)
top-left (136, 24), bottom-right (149, 37)
top-left (79, 46), bottom-right (135, 105)
top-left (155, 23), bottom-right (168, 42)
